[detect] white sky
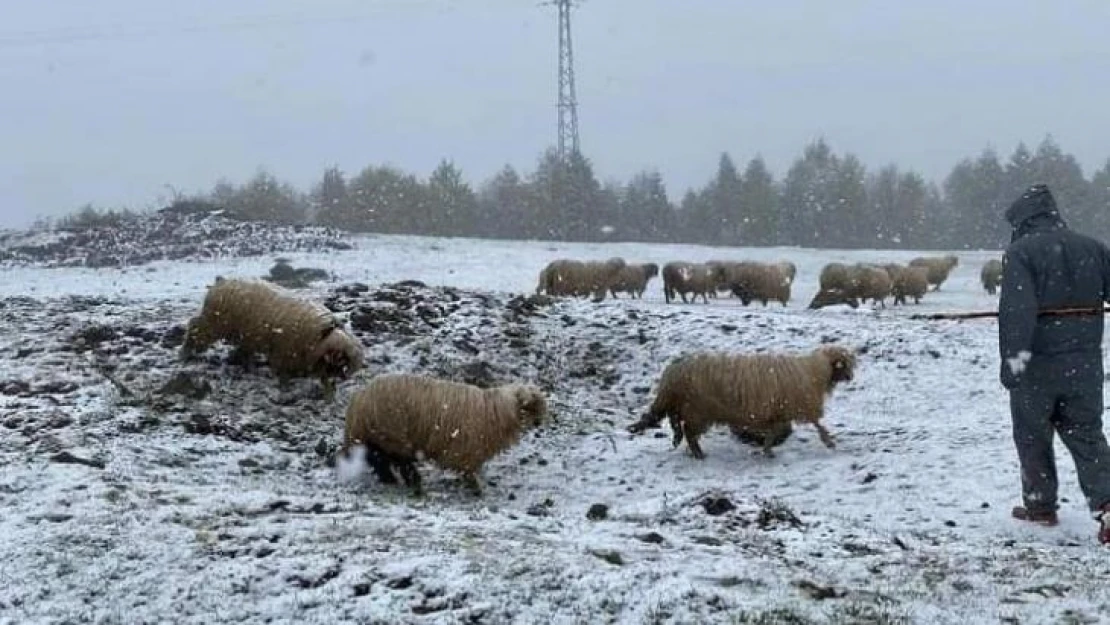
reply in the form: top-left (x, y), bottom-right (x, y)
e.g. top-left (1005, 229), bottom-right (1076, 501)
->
top-left (1, 0), bottom-right (1108, 227)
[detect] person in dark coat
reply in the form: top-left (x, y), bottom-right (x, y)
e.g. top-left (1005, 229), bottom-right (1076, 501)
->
top-left (998, 183), bottom-right (1110, 544)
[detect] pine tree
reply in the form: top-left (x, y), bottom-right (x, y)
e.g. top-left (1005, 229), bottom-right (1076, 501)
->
top-left (426, 159), bottom-right (478, 237)
top-left (312, 166), bottom-right (350, 227)
top-left (737, 156), bottom-right (778, 245)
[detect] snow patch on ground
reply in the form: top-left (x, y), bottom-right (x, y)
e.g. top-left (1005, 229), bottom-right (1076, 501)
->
top-left (1, 235), bottom-right (1108, 624)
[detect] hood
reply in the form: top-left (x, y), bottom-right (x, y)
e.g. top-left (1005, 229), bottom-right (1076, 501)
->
top-left (1006, 184), bottom-right (1067, 242)
top-left (1005, 184), bottom-right (1062, 228)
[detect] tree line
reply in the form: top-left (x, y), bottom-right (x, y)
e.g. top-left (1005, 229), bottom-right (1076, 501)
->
top-left (60, 136), bottom-right (1110, 250)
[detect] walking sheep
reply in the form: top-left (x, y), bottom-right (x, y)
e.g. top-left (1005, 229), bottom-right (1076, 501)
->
top-left (628, 345), bottom-right (856, 459)
top-left (981, 259), bottom-right (1004, 295)
top-left (662, 261), bottom-right (722, 304)
top-left (882, 263), bottom-right (929, 305)
top-left (909, 255), bottom-right (959, 291)
top-left (609, 262), bottom-right (660, 299)
top-left (809, 264), bottom-right (892, 309)
top-left (718, 261), bottom-right (792, 307)
top-left (181, 277), bottom-right (363, 399)
top-left (340, 373), bottom-right (548, 496)
top-left (536, 257), bottom-right (627, 301)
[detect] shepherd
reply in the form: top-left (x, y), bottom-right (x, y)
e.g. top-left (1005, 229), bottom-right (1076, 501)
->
top-left (999, 183), bottom-right (1110, 544)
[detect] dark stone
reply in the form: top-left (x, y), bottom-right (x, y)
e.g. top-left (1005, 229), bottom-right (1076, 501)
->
top-left (586, 504), bottom-right (609, 521)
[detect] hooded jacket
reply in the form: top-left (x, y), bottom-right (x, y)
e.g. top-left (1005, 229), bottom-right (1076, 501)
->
top-left (998, 184), bottom-right (1110, 388)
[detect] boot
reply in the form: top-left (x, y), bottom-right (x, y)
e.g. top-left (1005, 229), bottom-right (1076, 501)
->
top-left (1097, 504), bottom-right (1110, 545)
top-left (1011, 505), bottom-right (1059, 527)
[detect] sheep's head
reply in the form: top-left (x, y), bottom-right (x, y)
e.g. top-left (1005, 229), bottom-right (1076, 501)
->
top-left (643, 263), bottom-right (660, 279)
top-left (945, 255), bottom-right (959, 269)
top-left (818, 345), bottom-right (857, 385)
top-left (312, 327), bottom-right (364, 380)
top-left (808, 289), bottom-right (859, 310)
top-left (602, 257), bottom-right (626, 276)
top-left (508, 384), bottom-right (548, 428)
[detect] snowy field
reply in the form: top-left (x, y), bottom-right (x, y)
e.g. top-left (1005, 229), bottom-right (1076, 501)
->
top-left (2, 233), bottom-right (1110, 624)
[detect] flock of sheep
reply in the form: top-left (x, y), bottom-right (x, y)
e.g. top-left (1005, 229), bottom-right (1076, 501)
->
top-left (536, 254), bottom-right (1006, 309)
top-left (174, 252), bottom-right (1005, 497)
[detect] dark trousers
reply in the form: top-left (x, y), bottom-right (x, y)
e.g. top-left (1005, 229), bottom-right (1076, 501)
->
top-left (1010, 378), bottom-right (1110, 514)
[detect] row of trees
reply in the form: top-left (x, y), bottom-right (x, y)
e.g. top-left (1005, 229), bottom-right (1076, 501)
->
top-left (79, 136), bottom-right (1110, 250)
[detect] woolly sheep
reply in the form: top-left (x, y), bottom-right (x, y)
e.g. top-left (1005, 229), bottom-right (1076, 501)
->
top-left (629, 345), bottom-right (856, 459)
top-left (662, 261), bottom-right (722, 304)
top-left (808, 263), bottom-right (861, 309)
top-left (774, 261), bottom-right (798, 285)
top-left (809, 264), bottom-right (892, 309)
top-left (536, 257), bottom-right (627, 301)
top-left (609, 262), bottom-right (660, 299)
top-left (181, 277), bottom-right (363, 399)
top-left (980, 259), bottom-right (1004, 295)
top-left (719, 261), bottom-right (792, 307)
top-left (908, 255), bottom-right (959, 291)
top-left (341, 373), bottom-right (548, 495)
top-left (882, 263), bottom-right (929, 305)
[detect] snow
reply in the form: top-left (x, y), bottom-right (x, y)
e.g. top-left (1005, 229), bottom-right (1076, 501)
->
top-left (1, 233), bottom-right (1109, 624)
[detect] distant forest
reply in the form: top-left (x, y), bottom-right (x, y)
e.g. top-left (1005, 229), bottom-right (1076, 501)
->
top-left (56, 136), bottom-right (1110, 251)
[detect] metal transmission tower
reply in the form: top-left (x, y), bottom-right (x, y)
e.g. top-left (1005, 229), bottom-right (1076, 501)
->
top-left (544, 0), bottom-right (581, 160)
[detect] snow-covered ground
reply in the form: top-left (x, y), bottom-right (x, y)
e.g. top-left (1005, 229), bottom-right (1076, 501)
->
top-left (2, 233), bottom-right (1108, 624)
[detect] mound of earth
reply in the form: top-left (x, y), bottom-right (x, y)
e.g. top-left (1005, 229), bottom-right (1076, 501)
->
top-left (0, 208), bottom-right (354, 269)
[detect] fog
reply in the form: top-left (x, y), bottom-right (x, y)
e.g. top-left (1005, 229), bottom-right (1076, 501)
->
top-left (1, 0), bottom-right (1108, 228)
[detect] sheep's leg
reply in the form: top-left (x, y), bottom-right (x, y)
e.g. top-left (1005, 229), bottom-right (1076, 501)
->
top-left (813, 422), bottom-right (836, 449)
top-left (398, 462), bottom-right (423, 496)
top-left (760, 441), bottom-right (777, 458)
top-left (229, 345), bottom-right (255, 370)
top-left (682, 422), bottom-right (706, 459)
top-left (363, 448), bottom-right (399, 485)
top-left (669, 416), bottom-right (684, 448)
top-left (461, 472), bottom-right (483, 497)
top-left (320, 376), bottom-right (337, 402)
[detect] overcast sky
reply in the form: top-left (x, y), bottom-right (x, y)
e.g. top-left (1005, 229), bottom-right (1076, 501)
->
top-left (1, 0), bottom-right (1108, 228)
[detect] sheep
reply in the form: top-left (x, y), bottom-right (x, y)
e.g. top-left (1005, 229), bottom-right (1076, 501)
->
top-left (718, 261), bottom-right (792, 307)
top-left (609, 262), bottom-right (660, 299)
top-left (908, 255), bottom-right (959, 291)
top-left (981, 259), bottom-right (1004, 295)
top-left (809, 263), bottom-right (892, 309)
top-left (340, 373), bottom-right (548, 496)
top-left (882, 263), bottom-right (929, 305)
top-left (536, 257), bottom-right (627, 301)
top-left (662, 261), bottom-right (723, 304)
top-left (181, 277), bottom-right (363, 399)
top-left (628, 345), bottom-right (856, 459)
top-left (808, 262), bottom-right (861, 309)
top-left (774, 261), bottom-right (798, 285)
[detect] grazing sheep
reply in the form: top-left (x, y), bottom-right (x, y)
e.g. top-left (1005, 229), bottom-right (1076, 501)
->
top-left (882, 263), bottom-right (929, 305)
top-left (719, 261), bottom-right (792, 307)
top-left (629, 345), bottom-right (856, 459)
top-left (774, 261), bottom-right (798, 285)
top-left (662, 261), bottom-right (722, 304)
top-left (808, 263), bottom-right (861, 309)
top-left (705, 260), bottom-right (733, 298)
top-left (536, 257), bottom-right (627, 301)
top-left (809, 263), bottom-right (892, 309)
top-left (609, 262), bottom-right (660, 299)
top-left (908, 255), bottom-right (959, 291)
top-left (341, 373), bottom-right (548, 495)
top-left (981, 259), bottom-right (1004, 295)
top-left (181, 277), bottom-right (363, 399)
